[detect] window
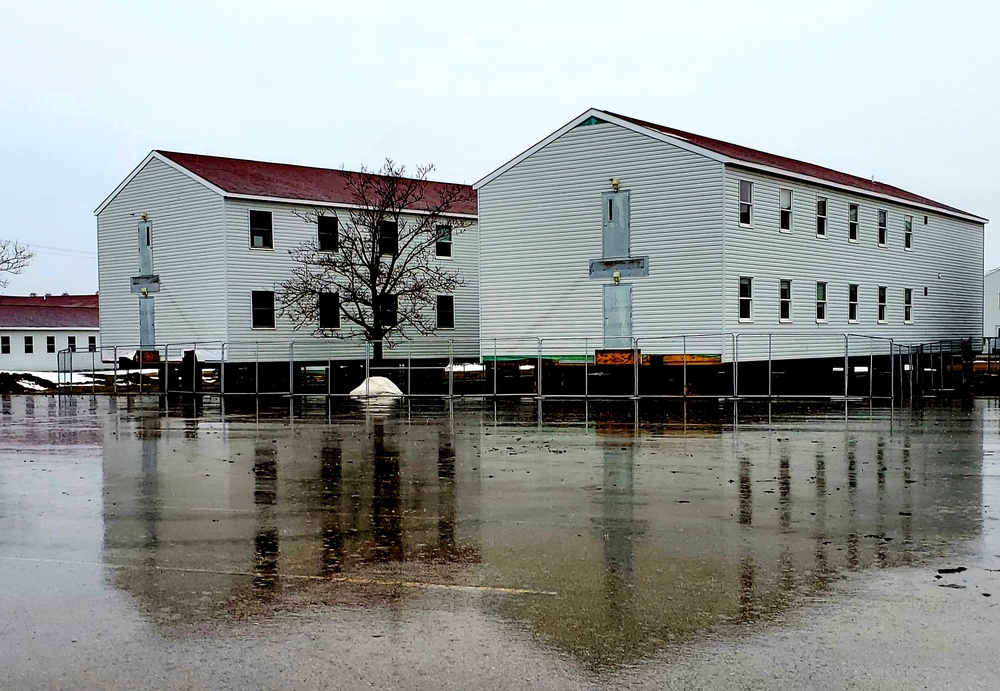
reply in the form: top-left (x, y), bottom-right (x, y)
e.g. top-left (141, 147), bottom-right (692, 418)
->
top-left (779, 279), bottom-right (792, 321)
top-left (88, 336), bottom-right (97, 352)
top-left (739, 180), bottom-right (753, 226)
top-left (435, 225), bottom-right (452, 258)
top-left (816, 197), bottom-right (827, 237)
top-left (383, 294), bottom-right (398, 328)
top-left (0, 336), bottom-right (8, 355)
top-left (46, 336), bottom-right (55, 353)
top-left (779, 188), bottom-right (792, 231)
top-left (815, 282), bottom-right (827, 322)
top-left (23, 336), bottom-right (33, 354)
top-left (67, 336), bottom-right (76, 352)
top-left (848, 203), bottom-right (859, 242)
top-left (436, 295), bottom-right (455, 329)
top-left (738, 277), bottom-right (753, 321)
top-left (848, 284), bottom-right (858, 323)
top-left (377, 219), bottom-right (398, 255)
top-left (904, 288), bottom-right (912, 323)
top-left (249, 210), bottom-right (273, 249)
top-left (317, 215), bottom-right (338, 252)
top-left (318, 292), bottom-right (340, 329)
top-left (904, 215), bottom-right (912, 250)
top-left (877, 286), bottom-right (887, 323)
top-left (877, 209), bottom-right (887, 246)
top-left (251, 290), bottom-right (276, 329)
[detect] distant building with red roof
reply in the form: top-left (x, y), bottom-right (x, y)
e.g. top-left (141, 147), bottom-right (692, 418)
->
top-left (0, 294), bottom-right (100, 371)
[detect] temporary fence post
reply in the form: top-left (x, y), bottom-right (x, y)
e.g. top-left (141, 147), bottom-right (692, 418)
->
top-left (733, 334), bottom-right (739, 399)
top-left (869, 340), bottom-right (874, 402)
top-left (407, 339), bottom-right (412, 396)
top-left (843, 334), bottom-right (849, 399)
top-left (113, 346), bottom-right (118, 395)
top-left (890, 341), bottom-right (895, 405)
top-left (365, 342), bottom-right (370, 399)
top-left (493, 339), bottom-right (498, 398)
top-left (536, 339), bottom-right (543, 399)
top-left (91, 351), bottom-right (96, 395)
top-left (633, 338), bottom-right (639, 399)
top-left (767, 334), bottom-right (772, 399)
top-left (909, 345), bottom-right (914, 406)
top-left (289, 343), bottom-right (294, 396)
top-left (448, 340), bottom-right (454, 399)
top-left (255, 342), bottom-right (259, 396)
top-left (682, 336), bottom-right (688, 398)
top-left (221, 343), bottom-right (227, 395)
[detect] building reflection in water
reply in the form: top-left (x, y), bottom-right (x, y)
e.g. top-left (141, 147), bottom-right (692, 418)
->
top-left (101, 401), bottom-right (985, 670)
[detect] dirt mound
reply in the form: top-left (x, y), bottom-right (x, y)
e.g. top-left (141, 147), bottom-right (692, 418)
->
top-left (0, 373), bottom-right (55, 394)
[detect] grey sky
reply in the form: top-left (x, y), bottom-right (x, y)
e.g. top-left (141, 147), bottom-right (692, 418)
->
top-left (1, 0), bottom-right (996, 295)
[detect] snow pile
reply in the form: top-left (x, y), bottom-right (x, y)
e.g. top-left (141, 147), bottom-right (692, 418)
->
top-left (349, 376), bottom-right (403, 398)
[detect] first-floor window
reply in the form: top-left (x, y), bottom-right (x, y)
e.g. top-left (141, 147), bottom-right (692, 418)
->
top-left (848, 284), bottom-right (859, 322)
top-left (383, 294), bottom-right (398, 328)
top-left (67, 336), bottom-right (76, 352)
top-left (319, 292), bottom-right (340, 329)
top-left (816, 282), bottom-right (827, 321)
top-left (877, 286), bottom-right (887, 323)
top-left (436, 295), bottom-right (455, 329)
top-left (739, 277), bottom-right (753, 321)
top-left (251, 290), bottom-right (276, 329)
top-left (0, 336), bottom-right (9, 354)
top-left (88, 336), bottom-right (96, 352)
top-left (46, 336), bottom-right (55, 353)
top-left (779, 279), bottom-right (792, 321)
top-left (24, 335), bottom-right (33, 354)
top-left (904, 288), bottom-right (913, 323)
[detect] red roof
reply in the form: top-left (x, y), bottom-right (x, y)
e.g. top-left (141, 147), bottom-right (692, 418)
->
top-left (0, 295), bottom-right (99, 329)
top-left (156, 151), bottom-right (478, 216)
top-left (607, 111), bottom-right (978, 218)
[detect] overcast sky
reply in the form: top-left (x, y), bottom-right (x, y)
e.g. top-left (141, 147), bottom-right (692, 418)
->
top-left (1, 0), bottom-right (997, 295)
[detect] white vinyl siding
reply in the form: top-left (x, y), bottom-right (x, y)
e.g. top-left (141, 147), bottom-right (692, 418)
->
top-left (97, 156), bottom-right (227, 348)
top-left (723, 166), bottom-right (983, 360)
top-left (478, 121), bottom-right (725, 356)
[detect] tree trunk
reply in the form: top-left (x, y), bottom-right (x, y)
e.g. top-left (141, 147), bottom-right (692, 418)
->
top-left (371, 340), bottom-right (384, 366)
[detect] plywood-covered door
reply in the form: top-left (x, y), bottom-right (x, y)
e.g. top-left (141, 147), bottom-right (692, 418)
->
top-left (603, 284), bottom-right (633, 349)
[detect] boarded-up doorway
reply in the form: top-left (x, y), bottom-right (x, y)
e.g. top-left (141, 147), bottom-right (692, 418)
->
top-left (603, 284), bottom-right (633, 349)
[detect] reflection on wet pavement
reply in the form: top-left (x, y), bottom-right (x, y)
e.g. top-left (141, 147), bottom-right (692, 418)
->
top-left (0, 395), bottom-right (994, 678)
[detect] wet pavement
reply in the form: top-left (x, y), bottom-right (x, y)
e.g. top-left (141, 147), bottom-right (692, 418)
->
top-left (1, 395), bottom-right (1000, 689)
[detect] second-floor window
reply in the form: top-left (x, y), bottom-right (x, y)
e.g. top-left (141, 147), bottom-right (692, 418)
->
top-left (67, 336), bottom-right (76, 352)
top-left (88, 336), bottom-right (96, 352)
top-left (904, 215), bottom-right (913, 250)
top-left (877, 209), bottom-right (888, 246)
top-left (779, 189), bottom-right (792, 232)
top-left (739, 180), bottom-right (753, 226)
top-left (317, 215), bottom-right (338, 252)
top-left (0, 336), bottom-right (9, 355)
top-left (848, 203), bottom-right (859, 242)
top-left (377, 220), bottom-right (398, 255)
top-left (46, 336), bottom-right (55, 353)
top-left (24, 336), bottom-right (32, 354)
top-left (816, 197), bottom-right (827, 237)
top-left (435, 225), bottom-right (453, 258)
top-left (249, 210), bottom-right (273, 249)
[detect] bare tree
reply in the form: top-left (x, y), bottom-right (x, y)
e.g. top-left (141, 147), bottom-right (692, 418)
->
top-left (0, 240), bottom-right (33, 288)
top-left (278, 159), bottom-right (475, 362)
